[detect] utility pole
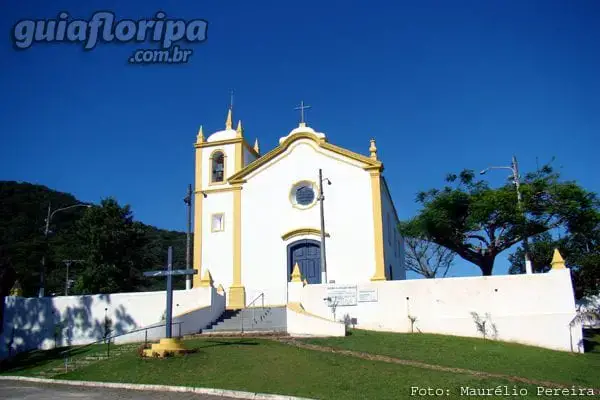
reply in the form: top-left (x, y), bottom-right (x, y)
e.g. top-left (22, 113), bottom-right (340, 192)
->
top-left (63, 259), bottom-right (84, 296)
top-left (184, 184), bottom-right (193, 290)
top-left (318, 169), bottom-right (328, 284)
top-left (511, 156), bottom-right (532, 274)
top-left (480, 156), bottom-right (532, 274)
top-left (39, 203), bottom-right (52, 298)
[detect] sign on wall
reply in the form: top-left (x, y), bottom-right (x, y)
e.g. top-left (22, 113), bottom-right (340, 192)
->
top-left (358, 289), bottom-right (378, 303)
top-left (326, 284), bottom-right (357, 306)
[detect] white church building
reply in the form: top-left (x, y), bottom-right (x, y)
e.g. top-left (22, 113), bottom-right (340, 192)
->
top-left (192, 107), bottom-right (406, 309)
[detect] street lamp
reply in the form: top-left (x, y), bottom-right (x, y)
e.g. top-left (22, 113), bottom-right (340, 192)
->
top-left (62, 259), bottom-right (84, 296)
top-left (480, 155), bottom-right (532, 274)
top-left (39, 203), bottom-right (92, 297)
top-left (318, 169), bottom-right (332, 284)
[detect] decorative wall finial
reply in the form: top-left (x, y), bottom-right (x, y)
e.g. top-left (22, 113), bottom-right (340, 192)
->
top-left (236, 120), bottom-right (243, 137)
top-left (197, 125), bottom-right (204, 143)
top-left (253, 138), bottom-right (260, 154)
top-left (199, 269), bottom-right (214, 287)
top-left (369, 138), bottom-right (378, 160)
top-left (551, 249), bottom-right (566, 270)
top-left (225, 109), bottom-right (233, 130)
top-left (291, 262), bottom-right (302, 282)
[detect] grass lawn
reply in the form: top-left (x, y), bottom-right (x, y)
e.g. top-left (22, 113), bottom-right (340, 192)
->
top-left (305, 329), bottom-right (600, 389)
top-left (0, 343), bottom-right (108, 377)
top-left (2, 338), bottom-right (548, 400)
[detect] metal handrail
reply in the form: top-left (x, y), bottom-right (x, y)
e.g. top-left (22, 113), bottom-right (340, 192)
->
top-left (241, 292), bottom-right (264, 333)
top-left (58, 321), bottom-right (182, 368)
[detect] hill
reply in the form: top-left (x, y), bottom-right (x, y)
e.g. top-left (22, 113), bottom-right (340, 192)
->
top-left (0, 181), bottom-right (190, 298)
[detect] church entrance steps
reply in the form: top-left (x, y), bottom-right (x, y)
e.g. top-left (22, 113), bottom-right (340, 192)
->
top-left (199, 306), bottom-right (287, 334)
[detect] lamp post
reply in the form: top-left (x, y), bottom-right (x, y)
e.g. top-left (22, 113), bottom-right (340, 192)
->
top-left (183, 184), bottom-right (192, 290)
top-left (39, 203), bottom-right (92, 297)
top-left (318, 169), bottom-right (332, 284)
top-left (62, 259), bottom-right (84, 296)
top-left (480, 155), bottom-right (532, 274)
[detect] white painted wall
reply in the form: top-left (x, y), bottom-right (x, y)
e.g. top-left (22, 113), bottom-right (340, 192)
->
top-left (1, 287), bottom-right (223, 359)
top-left (243, 146), bottom-right (258, 167)
top-left (288, 269), bottom-right (583, 352)
top-left (240, 138), bottom-right (377, 306)
top-left (200, 191), bottom-right (234, 290)
top-left (380, 178), bottom-right (406, 280)
top-left (287, 303), bottom-right (346, 337)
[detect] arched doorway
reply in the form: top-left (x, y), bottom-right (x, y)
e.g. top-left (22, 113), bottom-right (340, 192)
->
top-left (287, 239), bottom-right (321, 284)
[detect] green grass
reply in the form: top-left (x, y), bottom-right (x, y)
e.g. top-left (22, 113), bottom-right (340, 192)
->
top-left (3, 333), bottom-right (599, 399)
top-left (3, 338), bottom-right (548, 400)
top-left (0, 344), bottom-right (107, 377)
top-left (304, 329), bottom-right (600, 389)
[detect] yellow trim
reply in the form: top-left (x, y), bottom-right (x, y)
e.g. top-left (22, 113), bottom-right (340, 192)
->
top-left (369, 170), bottom-right (386, 281)
top-left (208, 149), bottom-right (227, 186)
top-left (210, 213), bottom-right (225, 232)
top-left (201, 187), bottom-right (241, 194)
top-left (229, 132), bottom-right (381, 184)
top-left (193, 144), bottom-right (203, 288)
top-left (195, 137), bottom-right (259, 159)
top-left (281, 228), bottom-right (330, 241)
top-left (289, 180), bottom-right (318, 210)
top-left (287, 302), bottom-right (338, 323)
top-left (235, 141), bottom-right (243, 173)
top-left (225, 108), bottom-right (233, 130)
top-left (228, 186), bottom-right (245, 309)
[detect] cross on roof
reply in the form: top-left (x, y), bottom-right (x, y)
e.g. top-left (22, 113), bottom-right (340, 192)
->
top-left (294, 101), bottom-right (311, 125)
top-left (229, 89), bottom-right (234, 110)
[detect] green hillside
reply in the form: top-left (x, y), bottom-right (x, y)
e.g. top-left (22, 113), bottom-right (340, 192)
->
top-left (0, 181), bottom-right (191, 298)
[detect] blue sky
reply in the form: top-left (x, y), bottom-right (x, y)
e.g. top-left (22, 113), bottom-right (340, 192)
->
top-left (1, 1), bottom-right (598, 278)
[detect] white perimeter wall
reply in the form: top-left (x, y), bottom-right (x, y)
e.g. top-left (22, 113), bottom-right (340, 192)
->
top-left (1, 287), bottom-right (224, 359)
top-left (289, 269), bottom-right (583, 352)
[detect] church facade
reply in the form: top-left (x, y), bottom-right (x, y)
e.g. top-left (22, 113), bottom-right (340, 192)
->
top-left (192, 108), bottom-right (405, 308)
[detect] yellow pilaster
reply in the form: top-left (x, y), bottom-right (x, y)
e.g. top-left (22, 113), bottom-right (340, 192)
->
top-left (369, 169), bottom-right (386, 281)
top-left (229, 186), bottom-right (245, 308)
top-left (192, 139), bottom-right (204, 288)
top-left (234, 121), bottom-right (244, 173)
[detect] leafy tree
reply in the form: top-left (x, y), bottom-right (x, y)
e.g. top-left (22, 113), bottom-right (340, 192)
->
top-left (0, 181), bottom-right (190, 296)
top-left (399, 166), bottom-right (599, 276)
top-left (404, 238), bottom-right (454, 278)
top-left (509, 213), bottom-right (600, 299)
top-left (73, 198), bottom-right (148, 294)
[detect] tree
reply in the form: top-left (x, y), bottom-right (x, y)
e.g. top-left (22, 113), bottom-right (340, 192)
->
top-left (399, 166), bottom-right (599, 276)
top-left (509, 212), bottom-right (600, 299)
top-left (404, 237), bottom-right (454, 278)
top-left (73, 198), bottom-right (148, 294)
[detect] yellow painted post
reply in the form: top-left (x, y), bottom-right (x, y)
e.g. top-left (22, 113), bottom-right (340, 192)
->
top-left (369, 169), bottom-right (386, 281)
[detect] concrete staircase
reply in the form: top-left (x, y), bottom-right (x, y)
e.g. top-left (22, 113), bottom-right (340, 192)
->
top-left (199, 306), bottom-right (287, 334)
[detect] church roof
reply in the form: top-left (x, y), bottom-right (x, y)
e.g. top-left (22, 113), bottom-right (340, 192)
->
top-left (206, 128), bottom-right (237, 142)
top-left (229, 123), bottom-right (382, 184)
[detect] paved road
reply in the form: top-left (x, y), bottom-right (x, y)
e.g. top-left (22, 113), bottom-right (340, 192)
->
top-left (0, 380), bottom-right (239, 400)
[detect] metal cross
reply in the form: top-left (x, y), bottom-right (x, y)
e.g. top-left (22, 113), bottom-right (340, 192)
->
top-left (143, 247), bottom-right (197, 338)
top-left (294, 101), bottom-right (311, 124)
top-left (229, 89), bottom-right (234, 110)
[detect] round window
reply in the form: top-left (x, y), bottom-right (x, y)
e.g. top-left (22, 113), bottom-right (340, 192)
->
top-left (291, 181), bottom-right (316, 207)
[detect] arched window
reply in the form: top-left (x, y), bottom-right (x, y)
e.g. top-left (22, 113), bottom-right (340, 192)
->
top-left (211, 151), bottom-right (225, 183)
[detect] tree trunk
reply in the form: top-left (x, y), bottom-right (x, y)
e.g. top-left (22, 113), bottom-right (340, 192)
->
top-left (479, 257), bottom-right (495, 276)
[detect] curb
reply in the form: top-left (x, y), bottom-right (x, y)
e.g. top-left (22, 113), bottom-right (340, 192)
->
top-left (0, 376), bottom-right (316, 400)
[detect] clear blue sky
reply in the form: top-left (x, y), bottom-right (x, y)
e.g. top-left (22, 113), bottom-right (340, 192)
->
top-left (1, 1), bottom-right (599, 277)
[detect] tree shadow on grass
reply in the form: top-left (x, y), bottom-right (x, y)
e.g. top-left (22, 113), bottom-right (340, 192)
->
top-left (583, 328), bottom-right (600, 353)
top-left (0, 345), bottom-right (92, 374)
